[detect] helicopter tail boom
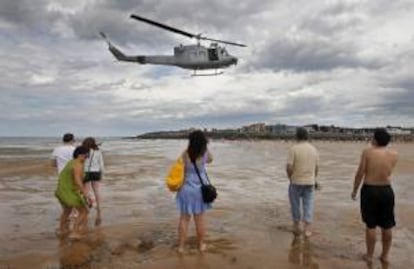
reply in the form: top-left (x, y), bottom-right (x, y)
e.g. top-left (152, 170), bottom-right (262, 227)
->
top-left (108, 44), bottom-right (141, 63)
top-left (107, 45), bottom-right (177, 66)
top-left (100, 32), bottom-right (145, 63)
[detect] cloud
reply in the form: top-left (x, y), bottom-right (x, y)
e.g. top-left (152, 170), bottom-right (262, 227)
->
top-left (250, 34), bottom-right (385, 72)
top-left (0, 0), bottom-right (414, 136)
top-left (248, 0), bottom-right (403, 72)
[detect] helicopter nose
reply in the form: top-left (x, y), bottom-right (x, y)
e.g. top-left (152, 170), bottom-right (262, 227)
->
top-left (232, 57), bottom-right (238, 65)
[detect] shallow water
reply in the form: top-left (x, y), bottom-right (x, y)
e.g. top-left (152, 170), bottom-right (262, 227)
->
top-left (0, 138), bottom-right (413, 268)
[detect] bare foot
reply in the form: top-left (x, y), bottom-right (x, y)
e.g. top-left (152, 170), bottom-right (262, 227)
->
top-left (304, 230), bottom-right (313, 238)
top-left (362, 254), bottom-right (373, 264)
top-left (304, 222), bottom-right (312, 237)
top-left (380, 255), bottom-right (389, 264)
top-left (95, 217), bottom-right (102, 226)
top-left (199, 243), bottom-right (207, 252)
top-left (177, 246), bottom-right (185, 254)
top-left (293, 224), bottom-right (302, 235)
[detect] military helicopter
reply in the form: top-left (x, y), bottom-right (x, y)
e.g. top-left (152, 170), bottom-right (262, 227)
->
top-left (100, 14), bottom-right (246, 76)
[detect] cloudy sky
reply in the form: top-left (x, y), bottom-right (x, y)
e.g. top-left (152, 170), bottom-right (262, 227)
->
top-left (1, 0), bottom-right (413, 136)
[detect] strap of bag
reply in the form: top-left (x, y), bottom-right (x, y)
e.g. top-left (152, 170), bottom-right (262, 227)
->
top-left (87, 150), bottom-right (95, 173)
top-left (191, 157), bottom-right (211, 186)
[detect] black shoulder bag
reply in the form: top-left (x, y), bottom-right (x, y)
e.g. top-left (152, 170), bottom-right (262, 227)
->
top-left (191, 159), bottom-right (217, 203)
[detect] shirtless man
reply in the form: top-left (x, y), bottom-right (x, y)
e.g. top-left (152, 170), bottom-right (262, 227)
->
top-left (352, 128), bottom-right (398, 264)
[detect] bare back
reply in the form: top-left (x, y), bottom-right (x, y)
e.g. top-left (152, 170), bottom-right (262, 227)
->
top-left (363, 147), bottom-right (398, 185)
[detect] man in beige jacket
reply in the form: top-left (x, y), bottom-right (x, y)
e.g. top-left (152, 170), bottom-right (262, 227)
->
top-left (286, 127), bottom-right (319, 237)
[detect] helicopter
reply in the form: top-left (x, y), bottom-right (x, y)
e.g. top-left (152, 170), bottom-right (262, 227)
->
top-left (100, 14), bottom-right (247, 76)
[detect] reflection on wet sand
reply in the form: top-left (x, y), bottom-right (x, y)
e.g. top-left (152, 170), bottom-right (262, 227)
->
top-left (59, 240), bottom-right (93, 269)
top-left (58, 228), bottom-right (105, 269)
top-left (289, 235), bottom-right (319, 269)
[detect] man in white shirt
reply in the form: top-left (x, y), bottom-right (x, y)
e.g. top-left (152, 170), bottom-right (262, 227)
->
top-left (286, 127), bottom-right (319, 237)
top-left (51, 133), bottom-right (76, 174)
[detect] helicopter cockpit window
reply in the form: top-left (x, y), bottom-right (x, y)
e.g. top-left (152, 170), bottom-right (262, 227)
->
top-left (208, 48), bottom-right (219, 61)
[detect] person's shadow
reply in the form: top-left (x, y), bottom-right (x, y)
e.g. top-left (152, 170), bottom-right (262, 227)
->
top-left (288, 235), bottom-right (319, 269)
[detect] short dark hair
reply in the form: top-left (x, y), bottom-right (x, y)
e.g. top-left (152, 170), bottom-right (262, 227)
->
top-left (73, 146), bottom-right (89, 159)
top-left (62, 133), bottom-right (74, 143)
top-left (296, 127), bottom-right (308, 141)
top-left (374, 128), bottom-right (391, 147)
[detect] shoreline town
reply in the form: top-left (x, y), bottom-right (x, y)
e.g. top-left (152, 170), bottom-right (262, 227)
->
top-left (134, 123), bottom-right (414, 142)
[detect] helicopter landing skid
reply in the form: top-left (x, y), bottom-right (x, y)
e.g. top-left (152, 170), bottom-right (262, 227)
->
top-left (191, 70), bottom-right (224, 76)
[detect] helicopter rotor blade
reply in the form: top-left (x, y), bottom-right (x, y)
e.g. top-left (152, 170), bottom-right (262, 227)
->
top-left (130, 14), bottom-right (195, 39)
top-left (130, 14), bottom-right (247, 47)
top-left (200, 36), bottom-right (247, 47)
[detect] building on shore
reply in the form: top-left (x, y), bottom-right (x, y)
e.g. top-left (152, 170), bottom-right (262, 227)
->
top-left (241, 123), bottom-right (266, 133)
top-left (136, 123), bottom-right (414, 142)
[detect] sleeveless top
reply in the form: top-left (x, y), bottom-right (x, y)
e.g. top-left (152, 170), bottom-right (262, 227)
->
top-left (55, 160), bottom-right (86, 208)
top-left (176, 153), bottom-right (211, 215)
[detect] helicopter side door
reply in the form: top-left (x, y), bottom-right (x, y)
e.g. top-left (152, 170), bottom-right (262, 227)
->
top-left (207, 48), bottom-right (219, 61)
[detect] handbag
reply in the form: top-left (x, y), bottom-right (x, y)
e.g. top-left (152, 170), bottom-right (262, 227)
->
top-left (192, 159), bottom-right (217, 203)
top-left (166, 157), bottom-right (184, 192)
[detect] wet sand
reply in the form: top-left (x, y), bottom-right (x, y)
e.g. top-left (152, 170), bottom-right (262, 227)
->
top-left (0, 139), bottom-right (413, 269)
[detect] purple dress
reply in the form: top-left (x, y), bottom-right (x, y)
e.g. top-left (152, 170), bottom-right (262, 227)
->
top-left (176, 154), bottom-right (212, 215)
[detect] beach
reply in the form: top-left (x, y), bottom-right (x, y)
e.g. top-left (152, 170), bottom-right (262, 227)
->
top-left (0, 138), bottom-right (413, 269)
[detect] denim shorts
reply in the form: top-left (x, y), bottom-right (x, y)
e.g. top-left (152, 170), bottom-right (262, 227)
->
top-left (288, 183), bottom-right (314, 223)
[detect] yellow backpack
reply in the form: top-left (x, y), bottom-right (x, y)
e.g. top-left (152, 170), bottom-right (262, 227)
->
top-left (166, 157), bottom-right (184, 192)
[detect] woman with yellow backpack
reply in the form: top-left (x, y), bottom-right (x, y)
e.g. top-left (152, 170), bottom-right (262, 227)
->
top-left (167, 130), bottom-right (213, 253)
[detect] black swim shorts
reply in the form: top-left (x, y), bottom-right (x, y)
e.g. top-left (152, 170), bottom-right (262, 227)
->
top-left (84, 171), bottom-right (102, 182)
top-left (360, 184), bottom-right (396, 229)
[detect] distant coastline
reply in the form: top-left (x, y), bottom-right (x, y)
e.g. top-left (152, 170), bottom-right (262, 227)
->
top-left (132, 123), bottom-right (414, 142)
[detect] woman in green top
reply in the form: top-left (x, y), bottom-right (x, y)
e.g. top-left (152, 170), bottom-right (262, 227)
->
top-left (55, 146), bottom-right (91, 239)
